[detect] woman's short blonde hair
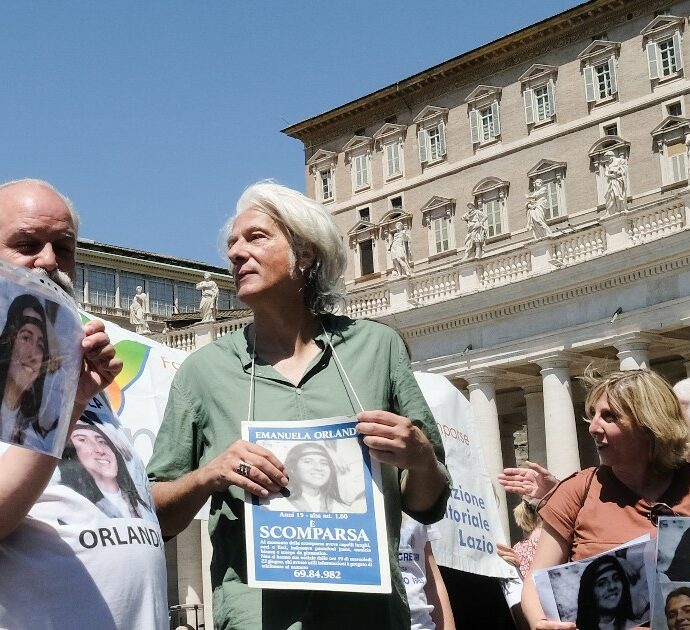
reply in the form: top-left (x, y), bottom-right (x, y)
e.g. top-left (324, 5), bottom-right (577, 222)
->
top-left (583, 369), bottom-right (689, 470)
top-left (222, 181), bottom-right (347, 314)
top-left (513, 499), bottom-right (541, 535)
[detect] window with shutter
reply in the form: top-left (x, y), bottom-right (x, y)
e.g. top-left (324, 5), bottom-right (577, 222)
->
top-left (417, 129), bottom-right (428, 163)
top-left (354, 154), bottom-right (369, 189)
top-left (667, 142), bottom-right (687, 183)
top-left (523, 89), bottom-right (534, 124)
top-left (385, 142), bottom-right (401, 178)
top-left (432, 216), bottom-right (450, 254)
top-left (469, 109), bottom-right (480, 144)
top-left (484, 199), bottom-right (503, 238)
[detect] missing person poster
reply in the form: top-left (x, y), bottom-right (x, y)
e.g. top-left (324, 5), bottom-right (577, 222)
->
top-left (0, 260), bottom-right (82, 457)
top-left (533, 536), bottom-right (654, 629)
top-left (242, 416), bottom-right (391, 593)
top-left (651, 516), bottom-right (690, 629)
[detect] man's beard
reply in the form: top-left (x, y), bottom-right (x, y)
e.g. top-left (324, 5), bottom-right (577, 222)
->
top-left (32, 267), bottom-right (76, 299)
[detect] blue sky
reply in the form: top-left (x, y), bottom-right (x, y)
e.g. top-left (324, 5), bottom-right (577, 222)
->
top-left (0, 1), bottom-right (582, 265)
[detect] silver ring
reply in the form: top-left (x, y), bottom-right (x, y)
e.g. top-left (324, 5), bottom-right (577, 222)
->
top-left (237, 461), bottom-right (252, 477)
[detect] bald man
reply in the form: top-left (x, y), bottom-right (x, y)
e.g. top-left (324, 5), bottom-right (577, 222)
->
top-left (0, 180), bottom-right (167, 628)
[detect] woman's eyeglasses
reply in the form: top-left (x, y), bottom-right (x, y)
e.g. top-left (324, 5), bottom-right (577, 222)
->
top-left (650, 502), bottom-right (679, 526)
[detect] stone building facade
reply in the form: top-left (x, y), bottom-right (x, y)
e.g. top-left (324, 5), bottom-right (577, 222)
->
top-left (75, 238), bottom-right (238, 334)
top-left (284, 0), bottom-right (690, 536)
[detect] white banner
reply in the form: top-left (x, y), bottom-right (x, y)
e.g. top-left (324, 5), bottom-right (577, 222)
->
top-left (79, 313), bottom-right (188, 466)
top-left (414, 371), bottom-right (518, 579)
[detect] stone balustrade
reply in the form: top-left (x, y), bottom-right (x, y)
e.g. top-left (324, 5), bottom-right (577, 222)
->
top-left (343, 195), bottom-right (689, 319)
top-left (346, 288), bottom-right (390, 318)
top-left (154, 315), bottom-right (253, 352)
top-left (410, 269), bottom-right (461, 305)
top-left (552, 227), bottom-right (606, 265)
top-left (479, 251), bottom-right (531, 288)
top-left (628, 202), bottom-right (685, 244)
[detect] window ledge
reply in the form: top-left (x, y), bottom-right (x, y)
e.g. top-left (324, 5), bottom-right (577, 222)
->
top-left (355, 272), bottom-right (382, 284)
top-left (385, 172), bottom-right (404, 182)
top-left (591, 95), bottom-right (617, 107)
top-left (661, 179), bottom-right (688, 192)
top-left (428, 248), bottom-right (457, 262)
top-left (532, 116), bottom-right (556, 129)
top-left (475, 137), bottom-right (500, 149)
top-left (486, 233), bottom-right (511, 245)
top-left (353, 185), bottom-right (371, 194)
top-left (655, 72), bottom-right (683, 86)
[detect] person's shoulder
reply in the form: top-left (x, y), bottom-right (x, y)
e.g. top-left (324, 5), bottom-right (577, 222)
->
top-left (543, 467), bottom-right (600, 504)
top-left (176, 327), bottom-right (243, 374)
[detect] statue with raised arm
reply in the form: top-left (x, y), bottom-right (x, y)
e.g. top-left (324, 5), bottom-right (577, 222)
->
top-left (462, 202), bottom-right (488, 260)
top-left (389, 221), bottom-right (412, 277)
top-left (603, 150), bottom-right (628, 215)
top-left (525, 178), bottom-right (553, 240)
top-left (129, 286), bottom-right (150, 334)
top-left (197, 272), bottom-right (219, 322)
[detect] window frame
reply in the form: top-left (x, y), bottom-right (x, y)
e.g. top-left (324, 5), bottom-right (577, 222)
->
top-left (526, 161), bottom-right (568, 224)
top-left (642, 15), bottom-right (685, 85)
top-left (420, 196), bottom-right (456, 259)
top-left (578, 40), bottom-right (621, 108)
top-left (414, 106), bottom-right (449, 169)
top-left (471, 178), bottom-right (509, 242)
top-left (519, 65), bottom-right (558, 130)
top-left (651, 116), bottom-right (690, 187)
top-left (307, 150), bottom-right (337, 204)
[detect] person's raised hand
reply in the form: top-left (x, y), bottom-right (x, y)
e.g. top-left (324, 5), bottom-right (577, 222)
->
top-left (497, 461), bottom-right (558, 500)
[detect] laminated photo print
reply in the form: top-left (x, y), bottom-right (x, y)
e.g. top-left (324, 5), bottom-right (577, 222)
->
top-left (533, 536), bottom-right (654, 629)
top-left (651, 517), bottom-right (690, 629)
top-left (0, 260), bottom-right (82, 457)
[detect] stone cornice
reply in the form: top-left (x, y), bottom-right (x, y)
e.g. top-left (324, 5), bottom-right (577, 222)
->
top-left (393, 236), bottom-right (690, 341)
top-left (282, 0), bottom-right (669, 145)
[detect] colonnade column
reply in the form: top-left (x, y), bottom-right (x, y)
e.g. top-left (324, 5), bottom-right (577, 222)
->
top-left (614, 336), bottom-right (650, 370)
top-left (522, 384), bottom-right (547, 467)
top-left (535, 355), bottom-right (580, 480)
top-left (465, 370), bottom-right (509, 537)
top-left (201, 521), bottom-right (214, 630)
top-left (176, 520), bottom-right (204, 626)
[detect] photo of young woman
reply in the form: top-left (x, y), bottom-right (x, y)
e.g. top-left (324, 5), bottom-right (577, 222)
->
top-left (575, 556), bottom-right (636, 630)
top-left (266, 442), bottom-right (364, 513)
top-left (0, 294), bottom-right (57, 451)
top-left (59, 419), bottom-right (154, 520)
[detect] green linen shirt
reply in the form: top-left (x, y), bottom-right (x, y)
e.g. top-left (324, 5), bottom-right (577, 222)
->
top-left (148, 315), bottom-right (450, 630)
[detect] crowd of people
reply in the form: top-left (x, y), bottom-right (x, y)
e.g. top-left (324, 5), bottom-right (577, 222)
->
top-left (2, 177), bottom-right (690, 630)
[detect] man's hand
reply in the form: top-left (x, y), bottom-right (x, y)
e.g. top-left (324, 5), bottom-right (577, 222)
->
top-left (74, 320), bottom-right (122, 408)
top-left (356, 410), bottom-right (436, 471)
top-left (497, 461), bottom-right (558, 500)
top-left (197, 440), bottom-right (289, 498)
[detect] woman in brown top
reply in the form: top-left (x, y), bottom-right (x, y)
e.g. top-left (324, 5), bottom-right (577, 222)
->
top-left (522, 369), bottom-right (690, 630)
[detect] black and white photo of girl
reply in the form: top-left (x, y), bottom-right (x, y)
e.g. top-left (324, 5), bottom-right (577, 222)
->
top-left (0, 293), bottom-right (56, 451)
top-left (262, 439), bottom-right (367, 514)
top-left (58, 417), bottom-right (155, 521)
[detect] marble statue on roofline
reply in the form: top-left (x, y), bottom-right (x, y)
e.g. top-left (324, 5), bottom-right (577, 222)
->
top-left (197, 272), bottom-right (219, 322)
top-left (389, 221), bottom-right (412, 277)
top-left (525, 178), bottom-right (553, 240)
top-left (129, 286), bottom-right (151, 334)
top-left (603, 150), bottom-right (628, 215)
top-left (462, 202), bottom-right (488, 260)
